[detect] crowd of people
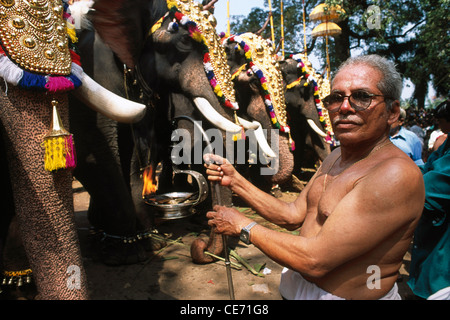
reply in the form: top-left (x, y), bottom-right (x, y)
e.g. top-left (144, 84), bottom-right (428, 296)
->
top-left (402, 105), bottom-right (448, 161)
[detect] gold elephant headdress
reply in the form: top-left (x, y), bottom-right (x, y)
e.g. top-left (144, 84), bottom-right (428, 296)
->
top-left (0, 0), bottom-right (83, 92)
top-left (152, 0), bottom-right (238, 111)
top-left (289, 53), bottom-right (335, 145)
top-left (0, 0), bottom-right (79, 171)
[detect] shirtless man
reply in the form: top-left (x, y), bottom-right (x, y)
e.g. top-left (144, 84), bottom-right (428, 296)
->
top-left (204, 55), bottom-right (425, 300)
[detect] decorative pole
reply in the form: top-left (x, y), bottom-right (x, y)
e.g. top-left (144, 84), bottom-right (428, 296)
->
top-left (302, 0), bottom-right (308, 58)
top-left (227, 0), bottom-right (230, 36)
top-left (268, 0), bottom-right (275, 49)
top-left (280, 0), bottom-right (285, 57)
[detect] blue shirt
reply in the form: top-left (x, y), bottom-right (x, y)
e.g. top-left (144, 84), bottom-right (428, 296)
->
top-left (390, 127), bottom-right (425, 165)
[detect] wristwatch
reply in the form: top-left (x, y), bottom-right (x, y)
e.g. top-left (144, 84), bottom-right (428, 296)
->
top-left (240, 222), bottom-right (257, 244)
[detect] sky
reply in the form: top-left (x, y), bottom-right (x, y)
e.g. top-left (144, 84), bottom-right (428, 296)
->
top-left (212, 0), bottom-right (265, 33)
top-left (198, 0), bottom-right (419, 101)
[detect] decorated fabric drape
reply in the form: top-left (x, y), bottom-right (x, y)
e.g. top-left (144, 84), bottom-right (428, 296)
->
top-left (0, 0), bottom-right (82, 172)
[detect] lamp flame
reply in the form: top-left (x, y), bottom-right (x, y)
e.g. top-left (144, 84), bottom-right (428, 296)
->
top-left (142, 166), bottom-right (157, 198)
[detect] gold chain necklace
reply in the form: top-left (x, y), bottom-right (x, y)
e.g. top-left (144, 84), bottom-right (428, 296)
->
top-left (322, 140), bottom-right (392, 193)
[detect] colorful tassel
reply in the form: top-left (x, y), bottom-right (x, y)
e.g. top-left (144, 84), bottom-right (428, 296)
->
top-left (43, 100), bottom-right (76, 172)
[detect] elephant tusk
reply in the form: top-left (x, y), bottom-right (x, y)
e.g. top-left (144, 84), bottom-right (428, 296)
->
top-left (237, 118), bottom-right (276, 158)
top-left (72, 72), bottom-right (147, 123)
top-left (193, 97), bottom-right (242, 133)
top-left (236, 117), bottom-right (259, 130)
top-left (307, 118), bottom-right (328, 138)
top-left (253, 123), bottom-right (277, 158)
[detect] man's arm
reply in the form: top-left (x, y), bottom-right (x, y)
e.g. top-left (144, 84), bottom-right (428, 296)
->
top-left (210, 158), bottom-right (425, 278)
top-left (204, 154), bottom-right (309, 229)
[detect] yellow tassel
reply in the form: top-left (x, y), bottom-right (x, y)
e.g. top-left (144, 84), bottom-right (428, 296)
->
top-left (43, 100), bottom-right (77, 172)
top-left (44, 136), bottom-right (68, 172)
top-left (66, 22), bottom-right (78, 43)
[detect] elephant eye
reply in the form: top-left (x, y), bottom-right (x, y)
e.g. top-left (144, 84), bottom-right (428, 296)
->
top-left (176, 33), bottom-right (194, 52)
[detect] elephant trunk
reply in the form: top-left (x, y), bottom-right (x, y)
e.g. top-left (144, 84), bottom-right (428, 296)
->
top-left (270, 130), bottom-right (295, 185)
top-left (178, 55), bottom-right (241, 134)
top-left (190, 230), bottom-right (224, 264)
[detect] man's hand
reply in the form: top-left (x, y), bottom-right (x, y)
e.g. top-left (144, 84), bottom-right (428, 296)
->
top-left (203, 154), bottom-right (238, 188)
top-left (206, 205), bottom-right (254, 237)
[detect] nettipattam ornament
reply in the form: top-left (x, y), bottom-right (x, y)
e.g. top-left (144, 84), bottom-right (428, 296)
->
top-left (0, 0), bottom-right (83, 92)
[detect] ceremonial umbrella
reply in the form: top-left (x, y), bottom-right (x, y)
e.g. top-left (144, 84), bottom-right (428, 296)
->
top-left (309, 3), bottom-right (345, 22)
top-left (309, 3), bottom-right (345, 79)
top-left (311, 21), bottom-right (342, 38)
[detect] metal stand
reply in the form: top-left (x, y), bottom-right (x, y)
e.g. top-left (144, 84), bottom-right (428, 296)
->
top-left (172, 116), bottom-right (235, 300)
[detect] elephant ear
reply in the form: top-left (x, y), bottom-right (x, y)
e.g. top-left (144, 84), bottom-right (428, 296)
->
top-left (92, 0), bottom-right (149, 68)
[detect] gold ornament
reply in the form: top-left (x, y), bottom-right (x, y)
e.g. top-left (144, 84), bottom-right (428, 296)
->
top-left (238, 32), bottom-right (289, 129)
top-left (0, 0), bottom-right (71, 75)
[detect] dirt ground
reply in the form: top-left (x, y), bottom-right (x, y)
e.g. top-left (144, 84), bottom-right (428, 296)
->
top-left (73, 179), bottom-right (416, 301)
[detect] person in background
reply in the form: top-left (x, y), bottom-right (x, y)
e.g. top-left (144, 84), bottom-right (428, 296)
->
top-left (408, 99), bottom-right (450, 300)
top-left (202, 0), bottom-right (217, 13)
top-left (390, 107), bottom-right (425, 165)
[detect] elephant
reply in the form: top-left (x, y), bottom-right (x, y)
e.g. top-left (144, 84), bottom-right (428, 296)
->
top-left (0, 0), bottom-right (146, 299)
top-left (222, 33), bottom-right (332, 192)
top-left (222, 33), bottom-right (295, 192)
top-left (279, 54), bottom-right (333, 183)
top-left (224, 33), bottom-right (333, 188)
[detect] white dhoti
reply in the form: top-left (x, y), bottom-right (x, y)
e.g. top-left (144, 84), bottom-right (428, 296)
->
top-left (279, 268), bottom-right (401, 300)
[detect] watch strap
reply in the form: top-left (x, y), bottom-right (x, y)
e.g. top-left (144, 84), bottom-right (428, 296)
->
top-left (240, 222), bottom-right (257, 244)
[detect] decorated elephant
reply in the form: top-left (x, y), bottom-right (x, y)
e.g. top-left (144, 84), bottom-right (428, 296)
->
top-left (222, 33), bottom-right (332, 191)
top-left (85, 0), bottom-right (280, 264)
top-left (279, 53), bottom-right (333, 183)
top-left (0, 0), bottom-right (146, 299)
top-left (222, 33), bottom-right (294, 192)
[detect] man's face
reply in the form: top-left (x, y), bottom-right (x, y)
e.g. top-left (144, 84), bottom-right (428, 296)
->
top-left (329, 63), bottom-right (399, 145)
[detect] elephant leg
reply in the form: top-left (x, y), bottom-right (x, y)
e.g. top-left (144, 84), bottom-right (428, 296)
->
top-left (0, 85), bottom-right (88, 299)
top-left (0, 135), bottom-right (35, 299)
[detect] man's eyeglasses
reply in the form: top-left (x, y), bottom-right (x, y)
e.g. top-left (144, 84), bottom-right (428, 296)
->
top-left (322, 91), bottom-right (393, 113)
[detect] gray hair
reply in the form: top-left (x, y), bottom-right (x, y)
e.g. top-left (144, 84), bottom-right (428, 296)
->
top-left (332, 54), bottom-right (403, 110)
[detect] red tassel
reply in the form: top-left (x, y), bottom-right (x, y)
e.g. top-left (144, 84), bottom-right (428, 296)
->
top-left (64, 134), bottom-right (77, 169)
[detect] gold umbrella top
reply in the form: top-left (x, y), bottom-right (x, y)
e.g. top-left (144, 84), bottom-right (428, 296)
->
top-left (311, 21), bottom-right (342, 37)
top-left (309, 3), bottom-right (345, 22)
